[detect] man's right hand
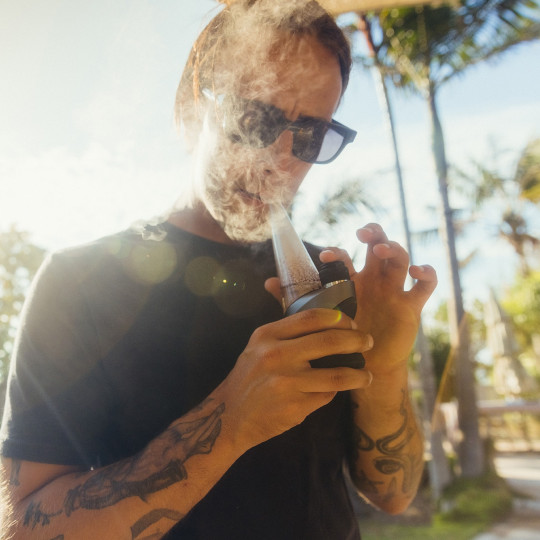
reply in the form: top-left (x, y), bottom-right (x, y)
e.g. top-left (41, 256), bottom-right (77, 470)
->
top-left (216, 308), bottom-right (374, 451)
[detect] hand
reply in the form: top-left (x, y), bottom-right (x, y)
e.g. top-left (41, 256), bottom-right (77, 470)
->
top-left (319, 223), bottom-right (437, 376)
top-left (216, 309), bottom-right (374, 451)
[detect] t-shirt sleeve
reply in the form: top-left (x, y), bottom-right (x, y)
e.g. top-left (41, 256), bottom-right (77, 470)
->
top-left (0, 249), bottom-right (114, 467)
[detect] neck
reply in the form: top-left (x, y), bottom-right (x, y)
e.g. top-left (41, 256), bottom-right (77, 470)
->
top-left (167, 202), bottom-right (237, 245)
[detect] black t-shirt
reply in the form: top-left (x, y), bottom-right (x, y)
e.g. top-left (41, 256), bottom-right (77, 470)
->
top-left (0, 222), bottom-right (360, 539)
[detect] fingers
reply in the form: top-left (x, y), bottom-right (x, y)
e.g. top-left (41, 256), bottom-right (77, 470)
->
top-left (264, 277), bottom-right (282, 304)
top-left (408, 264), bottom-right (438, 307)
top-left (319, 247), bottom-right (356, 278)
top-left (284, 327), bottom-right (374, 365)
top-left (298, 366), bottom-right (373, 393)
top-left (371, 241), bottom-right (410, 281)
top-left (263, 307), bottom-right (357, 340)
top-left (357, 224), bottom-right (409, 278)
top-left (356, 222), bottom-right (388, 245)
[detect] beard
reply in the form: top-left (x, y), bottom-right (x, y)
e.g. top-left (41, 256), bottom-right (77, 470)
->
top-left (198, 141), bottom-right (297, 244)
top-left (202, 163), bottom-right (273, 244)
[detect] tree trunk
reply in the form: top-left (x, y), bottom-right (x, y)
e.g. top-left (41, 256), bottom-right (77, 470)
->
top-left (427, 84), bottom-right (484, 477)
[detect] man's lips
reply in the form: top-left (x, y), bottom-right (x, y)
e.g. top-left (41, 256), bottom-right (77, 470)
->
top-left (237, 188), bottom-right (263, 206)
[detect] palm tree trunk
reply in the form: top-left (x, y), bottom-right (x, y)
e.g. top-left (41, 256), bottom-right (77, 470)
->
top-left (427, 83), bottom-right (484, 477)
top-left (357, 13), bottom-right (451, 498)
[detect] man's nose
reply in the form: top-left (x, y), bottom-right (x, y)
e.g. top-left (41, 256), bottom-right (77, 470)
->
top-left (268, 129), bottom-right (295, 164)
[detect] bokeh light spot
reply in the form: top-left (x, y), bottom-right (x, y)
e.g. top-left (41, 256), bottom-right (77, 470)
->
top-left (185, 256), bottom-right (221, 296)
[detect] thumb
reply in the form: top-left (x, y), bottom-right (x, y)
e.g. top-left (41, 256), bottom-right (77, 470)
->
top-left (264, 277), bottom-right (283, 304)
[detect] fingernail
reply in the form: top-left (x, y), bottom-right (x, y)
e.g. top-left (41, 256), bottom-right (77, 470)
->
top-left (366, 370), bottom-right (373, 387)
top-left (366, 334), bottom-right (374, 349)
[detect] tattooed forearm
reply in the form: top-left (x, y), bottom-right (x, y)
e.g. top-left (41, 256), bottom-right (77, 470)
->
top-left (351, 468), bottom-right (383, 495)
top-left (131, 508), bottom-right (184, 539)
top-left (23, 501), bottom-right (62, 529)
top-left (352, 389), bottom-right (422, 496)
top-left (22, 402), bottom-right (225, 530)
top-left (375, 394), bottom-right (414, 456)
top-left (352, 425), bottom-right (375, 453)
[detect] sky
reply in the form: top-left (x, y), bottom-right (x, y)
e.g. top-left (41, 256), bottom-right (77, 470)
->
top-left (1, 0), bottom-right (539, 317)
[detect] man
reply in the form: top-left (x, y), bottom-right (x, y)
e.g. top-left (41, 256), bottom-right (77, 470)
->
top-left (0, 1), bottom-right (437, 538)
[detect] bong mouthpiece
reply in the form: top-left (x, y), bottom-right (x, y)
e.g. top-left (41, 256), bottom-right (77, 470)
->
top-left (269, 203), bottom-right (321, 311)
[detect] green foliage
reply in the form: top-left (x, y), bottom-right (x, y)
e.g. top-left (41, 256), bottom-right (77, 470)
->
top-left (426, 326), bottom-right (451, 390)
top-left (0, 226), bottom-right (46, 386)
top-left (365, 0), bottom-right (540, 95)
top-left (360, 520), bottom-right (485, 540)
top-left (361, 473), bottom-right (513, 540)
top-left (516, 138), bottom-right (540, 202)
top-left (313, 179), bottom-right (377, 227)
top-left (453, 138), bottom-right (540, 276)
top-left (502, 270), bottom-right (540, 350)
top-left (438, 473), bottom-right (513, 525)
top-left (360, 472), bottom-right (512, 540)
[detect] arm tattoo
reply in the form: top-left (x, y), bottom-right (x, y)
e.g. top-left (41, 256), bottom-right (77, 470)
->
top-left (9, 459), bottom-right (21, 486)
top-left (23, 402), bottom-right (224, 530)
top-left (352, 389), bottom-right (422, 496)
top-left (131, 508), bottom-right (184, 539)
top-left (23, 501), bottom-right (62, 528)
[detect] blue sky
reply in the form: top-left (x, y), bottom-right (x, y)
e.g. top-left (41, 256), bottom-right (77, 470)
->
top-left (1, 0), bottom-right (539, 315)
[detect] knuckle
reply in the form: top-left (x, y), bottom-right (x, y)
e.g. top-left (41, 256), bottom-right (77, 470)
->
top-left (322, 331), bottom-right (341, 350)
top-left (297, 309), bottom-right (321, 326)
top-left (258, 345), bottom-right (281, 368)
top-left (250, 325), bottom-right (266, 342)
top-left (337, 247), bottom-right (350, 259)
top-left (329, 371), bottom-right (347, 389)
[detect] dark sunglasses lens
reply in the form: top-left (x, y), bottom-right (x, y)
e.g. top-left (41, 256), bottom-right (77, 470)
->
top-left (314, 127), bottom-right (345, 163)
top-left (292, 123), bottom-right (327, 162)
top-left (292, 122), bottom-right (346, 164)
top-left (226, 99), bottom-right (284, 148)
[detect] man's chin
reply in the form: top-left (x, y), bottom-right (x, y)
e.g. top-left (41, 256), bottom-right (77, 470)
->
top-left (223, 222), bottom-right (272, 244)
top-left (210, 199), bottom-right (273, 244)
top-left (217, 212), bottom-right (272, 244)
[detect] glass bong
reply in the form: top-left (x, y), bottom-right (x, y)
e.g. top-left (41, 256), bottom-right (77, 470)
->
top-left (269, 203), bottom-right (365, 369)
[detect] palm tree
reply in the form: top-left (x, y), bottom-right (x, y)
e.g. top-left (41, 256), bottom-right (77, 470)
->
top-left (355, 0), bottom-right (540, 477)
top-left (456, 138), bottom-right (540, 276)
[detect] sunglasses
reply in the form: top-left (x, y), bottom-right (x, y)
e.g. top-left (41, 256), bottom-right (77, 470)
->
top-left (204, 91), bottom-right (357, 164)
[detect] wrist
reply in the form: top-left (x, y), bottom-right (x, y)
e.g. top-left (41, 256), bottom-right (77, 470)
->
top-left (352, 362), bottom-right (410, 409)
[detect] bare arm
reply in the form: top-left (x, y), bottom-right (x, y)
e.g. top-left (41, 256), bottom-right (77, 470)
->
top-left (1, 309), bottom-right (373, 539)
top-left (348, 368), bottom-right (424, 514)
top-left (1, 397), bottom-right (236, 539)
top-left (318, 223), bottom-right (437, 513)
